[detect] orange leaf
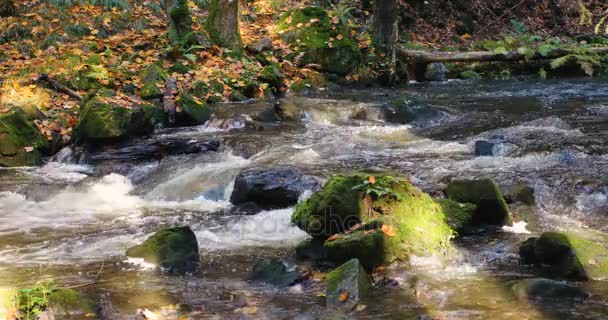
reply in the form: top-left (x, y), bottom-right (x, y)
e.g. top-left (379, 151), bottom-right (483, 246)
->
top-left (381, 225), bottom-right (396, 237)
top-left (368, 176), bottom-right (376, 184)
top-left (339, 289), bottom-right (350, 302)
top-left (327, 234), bottom-right (340, 241)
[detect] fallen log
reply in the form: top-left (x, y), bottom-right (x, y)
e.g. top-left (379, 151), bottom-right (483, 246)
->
top-left (398, 46), bottom-right (608, 81)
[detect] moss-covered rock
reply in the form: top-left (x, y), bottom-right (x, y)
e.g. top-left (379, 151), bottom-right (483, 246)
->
top-left (75, 95), bottom-right (164, 143)
top-left (384, 96), bottom-right (443, 125)
top-left (258, 65), bottom-right (283, 91)
top-left (436, 198), bottom-right (477, 235)
top-left (293, 174), bottom-right (456, 270)
top-left (70, 64), bottom-right (111, 91)
top-left (277, 7), bottom-right (361, 75)
top-left (325, 259), bottom-right (371, 309)
top-left (446, 179), bottom-right (512, 226)
top-left (139, 63), bottom-right (168, 100)
top-left (177, 91), bottom-right (212, 125)
top-left (250, 257), bottom-right (302, 287)
top-left (126, 226), bottom-right (199, 274)
top-left (519, 232), bottom-right (608, 280)
top-left (0, 107), bottom-right (48, 167)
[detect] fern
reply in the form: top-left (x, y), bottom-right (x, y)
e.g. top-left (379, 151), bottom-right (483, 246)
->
top-left (511, 19), bottom-right (529, 37)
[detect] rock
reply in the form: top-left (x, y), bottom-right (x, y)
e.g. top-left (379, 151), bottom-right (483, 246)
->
top-left (459, 70), bottom-right (481, 80)
top-left (0, 107), bottom-right (48, 167)
top-left (177, 91), bottom-right (212, 125)
top-left (295, 238), bottom-right (326, 261)
top-left (474, 140), bottom-right (518, 157)
top-left (501, 182), bottom-right (535, 205)
top-left (75, 95), bottom-right (164, 143)
top-left (274, 99), bottom-right (300, 122)
top-left (247, 37), bottom-right (272, 53)
top-left (126, 226), bottom-right (199, 274)
top-left (512, 278), bottom-right (589, 302)
top-left (90, 139), bottom-right (219, 162)
top-left (519, 232), bottom-right (608, 280)
top-left (383, 96), bottom-right (444, 125)
top-left (258, 65), bottom-right (284, 92)
top-left (276, 7), bottom-right (361, 75)
top-left (325, 259), bottom-right (371, 309)
top-left (293, 174), bottom-right (457, 270)
top-left (435, 198), bottom-right (477, 235)
top-left (250, 257), bottom-right (302, 286)
top-left (446, 179), bottom-right (512, 226)
top-left (424, 63), bottom-right (448, 81)
top-left (230, 167), bottom-right (320, 209)
top-left (139, 63), bottom-right (168, 100)
top-left (70, 64), bottom-right (111, 91)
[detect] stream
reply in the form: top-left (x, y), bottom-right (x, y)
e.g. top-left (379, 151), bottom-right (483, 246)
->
top-left (1, 79), bottom-right (608, 319)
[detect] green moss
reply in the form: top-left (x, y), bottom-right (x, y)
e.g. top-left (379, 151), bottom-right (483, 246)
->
top-left (276, 7), bottom-right (361, 75)
top-left (48, 288), bottom-right (93, 316)
top-left (258, 65), bottom-right (283, 90)
top-left (0, 107), bottom-right (47, 167)
top-left (139, 63), bottom-right (168, 100)
top-left (295, 174), bottom-right (457, 269)
top-left (170, 63), bottom-right (190, 74)
top-left (75, 95), bottom-right (163, 143)
top-left (70, 64), bottom-right (111, 91)
top-left (178, 91), bottom-right (212, 125)
top-left (325, 259), bottom-right (371, 308)
top-left (85, 54), bottom-right (103, 65)
top-left (126, 226), bottom-right (199, 274)
top-left (446, 179), bottom-right (512, 226)
top-left (436, 198), bottom-right (477, 234)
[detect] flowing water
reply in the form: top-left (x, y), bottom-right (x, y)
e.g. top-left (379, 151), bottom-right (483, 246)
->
top-left (1, 79), bottom-right (608, 319)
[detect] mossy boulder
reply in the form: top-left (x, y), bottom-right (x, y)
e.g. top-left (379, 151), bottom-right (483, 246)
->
top-left (446, 179), bottom-right (512, 226)
top-left (436, 198), bottom-right (477, 235)
top-left (325, 259), bottom-right (371, 309)
top-left (70, 64), bottom-right (111, 91)
top-left (293, 174), bottom-right (456, 270)
top-left (258, 65), bottom-right (283, 91)
top-left (250, 257), bottom-right (302, 287)
top-left (519, 232), bottom-right (608, 280)
top-left (139, 63), bottom-right (168, 100)
top-left (177, 91), bottom-right (212, 125)
top-left (0, 107), bottom-right (48, 167)
top-left (277, 7), bottom-right (361, 75)
top-left (75, 95), bottom-right (164, 143)
top-left (126, 226), bottom-right (199, 274)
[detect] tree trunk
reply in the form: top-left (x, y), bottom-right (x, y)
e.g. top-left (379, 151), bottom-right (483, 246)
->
top-left (206, 0), bottom-right (242, 53)
top-left (373, 0), bottom-right (400, 84)
top-left (163, 0), bottom-right (193, 46)
top-left (0, 0), bottom-right (15, 17)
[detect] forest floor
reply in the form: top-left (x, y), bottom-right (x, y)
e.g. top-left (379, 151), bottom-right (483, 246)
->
top-left (0, 0), bottom-right (603, 144)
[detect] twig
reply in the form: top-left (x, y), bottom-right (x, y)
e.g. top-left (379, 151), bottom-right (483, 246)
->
top-left (36, 73), bottom-right (83, 101)
top-left (64, 280), bottom-right (108, 290)
top-left (95, 260), bottom-right (105, 282)
top-left (480, 0), bottom-right (528, 32)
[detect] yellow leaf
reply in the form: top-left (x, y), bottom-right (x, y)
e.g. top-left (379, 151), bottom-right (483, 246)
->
top-left (368, 176), bottom-right (376, 184)
top-left (381, 225), bottom-right (396, 237)
top-left (339, 289), bottom-right (350, 302)
top-left (91, 29), bottom-right (99, 35)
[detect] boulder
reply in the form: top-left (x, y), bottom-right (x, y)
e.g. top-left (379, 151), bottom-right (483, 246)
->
top-left (75, 95), bottom-right (164, 143)
top-left (435, 198), bottom-right (477, 235)
top-left (177, 91), bottom-right (212, 125)
top-left (274, 99), bottom-right (300, 122)
top-left (424, 63), bottom-right (448, 81)
top-left (258, 65), bottom-right (284, 92)
top-left (519, 232), bottom-right (608, 280)
top-left (293, 174), bottom-right (456, 270)
top-left (446, 179), bottom-right (512, 226)
top-left (139, 63), bottom-right (168, 100)
top-left (250, 257), bottom-right (302, 287)
top-left (325, 259), bottom-right (371, 309)
top-left (500, 182), bottom-right (535, 205)
top-left (230, 167), bottom-right (320, 209)
top-left (126, 226), bottom-right (199, 274)
top-left (246, 37), bottom-right (272, 53)
top-left (383, 96), bottom-right (444, 125)
top-left (474, 140), bottom-right (518, 157)
top-left (0, 107), bottom-right (48, 167)
top-left (512, 278), bottom-right (589, 302)
top-left (276, 7), bottom-right (361, 75)
top-left (295, 238), bottom-right (326, 261)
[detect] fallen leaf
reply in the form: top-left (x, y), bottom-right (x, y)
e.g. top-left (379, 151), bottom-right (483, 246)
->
top-left (336, 34), bottom-right (344, 40)
top-left (339, 289), bottom-right (350, 302)
top-left (327, 234), bottom-right (340, 241)
top-left (381, 225), bottom-right (396, 237)
top-left (24, 147), bottom-right (34, 152)
top-left (369, 176), bottom-right (376, 184)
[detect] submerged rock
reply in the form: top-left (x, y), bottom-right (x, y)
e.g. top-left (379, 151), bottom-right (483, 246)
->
top-left (383, 96), bottom-right (444, 126)
top-left (276, 7), bottom-right (361, 75)
top-left (325, 259), bottom-right (371, 309)
top-left (512, 278), bottom-right (589, 302)
top-left (0, 107), bottom-right (48, 167)
top-left (445, 179), bottom-right (512, 226)
top-left (230, 167), bottom-right (319, 209)
top-left (424, 63), bottom-right (448, 82)
top-left (474, 140), bottom-right (518, 157)
top-left (250, 257), bottom-right (302, 287)
top-left (126, 226), bottom-right (199, 274)
top-left (519, 232), bottom-right (608, 280)
top-left (75, 94), bottom-right (164, 144)
top-left (254, 99), bottom-right (302, 123)
top-left (292, 174), bottom-right (457, 270)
